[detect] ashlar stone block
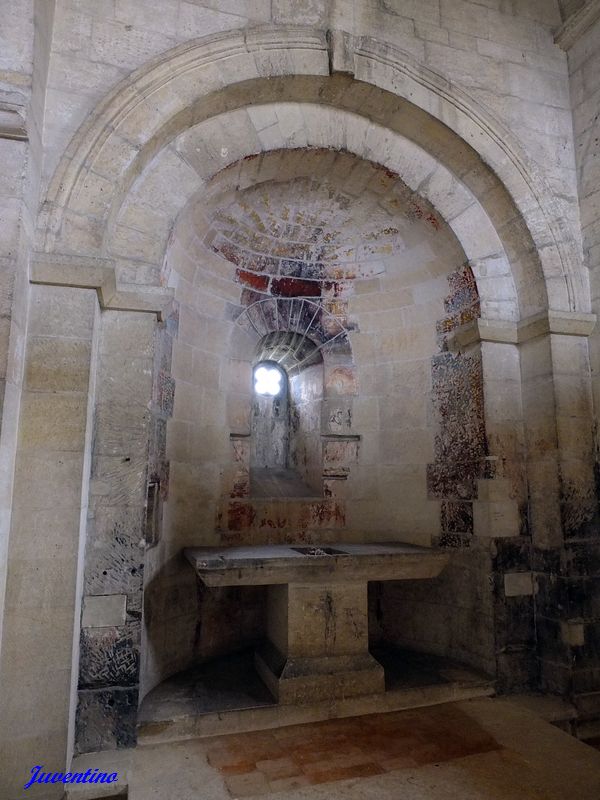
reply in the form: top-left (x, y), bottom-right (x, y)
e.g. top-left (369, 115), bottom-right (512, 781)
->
top-left (473, 498), bottom-right (521, 538)
top-left (81, 594), bottom-right (127, 628)
top-left (256, 581), bottom-right (385, 704)
top-left (504, 572), bottom-right (534, 598)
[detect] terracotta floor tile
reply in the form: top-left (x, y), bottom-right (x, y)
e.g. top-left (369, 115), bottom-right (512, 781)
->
top-left (207, 746), bottom-right (239, 769)
top-left (366, 733), bottom-right (419, 753)
top-left (378, 754), bottom-right (420, 771)
top-left (290, 747), bottom-right (332, 766)
top-left (255, 756), bottom-right (301, 781)
top-left (305, 761), bottom-right (385, 785)
top-left (408, 742), bottom-right (445, 765)
top-left (243, 747), bottom-right (285, 764)
top-left (211, 706), bottom-right (502, 796)
top-left (221, 760), bottom-right (257, 776)
top-left (269, 775), bottom-right (312, 792)
top-left (224, 770), bottom-right (270, 798)
top-left (301, 751), bottom-right (373, 775)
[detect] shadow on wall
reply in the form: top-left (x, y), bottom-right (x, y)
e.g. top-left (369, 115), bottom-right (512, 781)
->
top-left (142, 555), bottom-right (267, 696)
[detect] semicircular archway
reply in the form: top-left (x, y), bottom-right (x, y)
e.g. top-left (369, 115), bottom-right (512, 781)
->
top-left (36, 27), bottom-right (588, 320)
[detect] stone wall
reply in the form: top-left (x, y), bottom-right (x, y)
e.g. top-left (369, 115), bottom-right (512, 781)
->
top-left (0, 0), bottom-right (33, 650)
top-left (1, 0), bottom-right (600, 794)
top-left (289, 362), bottom-right (323, 493)
top-left (75, 311), bottom-right (155, 754)
top-left (0, 285), bottom-right (98, 800)
top-left (139, 145), bottom-right (527, 708)
top-left (557, 4), bottom-right (600, 734)
top-left (33, 0), bottom-right (578, 243)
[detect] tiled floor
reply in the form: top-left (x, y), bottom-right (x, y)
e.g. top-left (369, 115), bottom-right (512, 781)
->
top-left (70, 698), bottom-right (600, 800)
top-left (205, 705), bottom-right (500, 797)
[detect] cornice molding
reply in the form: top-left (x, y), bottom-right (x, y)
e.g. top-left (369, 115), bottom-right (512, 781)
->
top-left (30, 253), bottom-right (174, 320)
top-left (449, 310), bottom-right (597, 349)
top-left (34, 25), bottom-right (587, 316)
top-left (555, 0), bottom-right (600, 50)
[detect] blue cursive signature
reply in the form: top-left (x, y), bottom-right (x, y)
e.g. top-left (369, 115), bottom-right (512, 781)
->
top-left (24, 765), bottom-right (118, 789)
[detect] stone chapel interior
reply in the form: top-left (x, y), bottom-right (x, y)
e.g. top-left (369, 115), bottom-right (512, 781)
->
top-left (1, 1), bottom-right (600, 799)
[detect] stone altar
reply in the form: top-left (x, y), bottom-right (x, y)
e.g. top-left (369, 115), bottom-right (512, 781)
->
top-left (184, 543), bottom-right (449, 704)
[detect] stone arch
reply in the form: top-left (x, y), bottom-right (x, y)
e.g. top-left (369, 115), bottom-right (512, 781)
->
top-left (115, 110), bottom-right (520, 320)
top-left (36, 26), bottom-right (588, 321)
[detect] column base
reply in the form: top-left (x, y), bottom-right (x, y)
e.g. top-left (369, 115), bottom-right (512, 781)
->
top-left (255, 641), bottom-right (385, 705)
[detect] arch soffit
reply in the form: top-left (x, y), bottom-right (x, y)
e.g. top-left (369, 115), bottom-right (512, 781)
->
top-left (37, 26), bottom-right (587, 316)
top-left (125, 110), bottom-right (522, 321)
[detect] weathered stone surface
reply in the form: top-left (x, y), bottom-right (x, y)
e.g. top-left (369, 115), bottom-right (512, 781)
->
top-left (79, 624), bottom-right (140, 688)
top-left (3, 3), bottom-right (600, 789)
top-left (75, 688), bottom-right (138, 754)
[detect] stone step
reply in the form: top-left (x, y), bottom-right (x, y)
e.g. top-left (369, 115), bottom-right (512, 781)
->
top-left (64, 750), bottom-right (130, 799)
top-left (137, 648), bottom-right (495, 748)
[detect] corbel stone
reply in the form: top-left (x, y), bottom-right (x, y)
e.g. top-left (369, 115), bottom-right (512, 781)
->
top-left (327, 29), bottom-right (355, 75)
top-left (447, 310), bottom-right (597, 351)
top-left (554, 0), bottom-right (600, 50)
top-left (0, 102), bottom-right (27, 141)
top-left (30, 253), bottom-right (174, 320)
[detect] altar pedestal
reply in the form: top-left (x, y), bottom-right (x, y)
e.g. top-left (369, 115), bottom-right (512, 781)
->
top-left (184, 542), bottom-right (449, 705)
top-left (255, 581), bottom-right (385, 703)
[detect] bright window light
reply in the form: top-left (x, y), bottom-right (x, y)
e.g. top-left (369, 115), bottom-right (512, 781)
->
top-left (254, 365), bottom-right (283, 396)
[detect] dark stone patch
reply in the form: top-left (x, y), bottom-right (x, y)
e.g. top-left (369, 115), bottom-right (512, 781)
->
top-left (284, 259), bottom-right (324, 280)
top-left (157, 371), bottom-right (175, 417)
top-left (495, 594), bottom-right (535, 648)
top-left (495, 648), bottom-right (537, 693)
top-left (427, 348), bottom-right (486, 502)
top-left (572, 669), bottom-right (600, 696)
top-left (75, 687), bottom-right (138, 754)
top-left (566, 576), bottom-right (600, 619)
top-left (150, 417), bottom-right (167, 464)
top-left (426, 462), bottom-right (478, 500)
top-left (531, 546), bottom-right (562, 575)
top-left (534, 573), bottom-right (567, 619)
top-left (79, 625), bottom-right (140, 689)
top-left (536, 616), bottom-right (572, 666)
top-left (444, 265), bottom-right (479, 316)
top-left (235, 268), bottom-right (270, 292)
top-left (83, 508), bottom-right (145, 596)
top-left (492, 538), bottom-right (531, 572)
top-left (213, 238), bottom-right (243, 266)
top-left (240, 288), bottom-right (264, 308)
top-left (561, 477), bottom-right (600, 539)
top-left (271, 276), bottom-right (321, 298)
top-left (441, 501), bottom-right (473, 535)
top-left (539, 660), bottom-right (571, 694)
top-left (436, 265), bottom-right (481, 350)
top-left (437, 532), bottom-right (471, 548)
top-left (247, 254), bottom-right (280, 274)
top-left (564, 541), bottom-right (600, 577)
